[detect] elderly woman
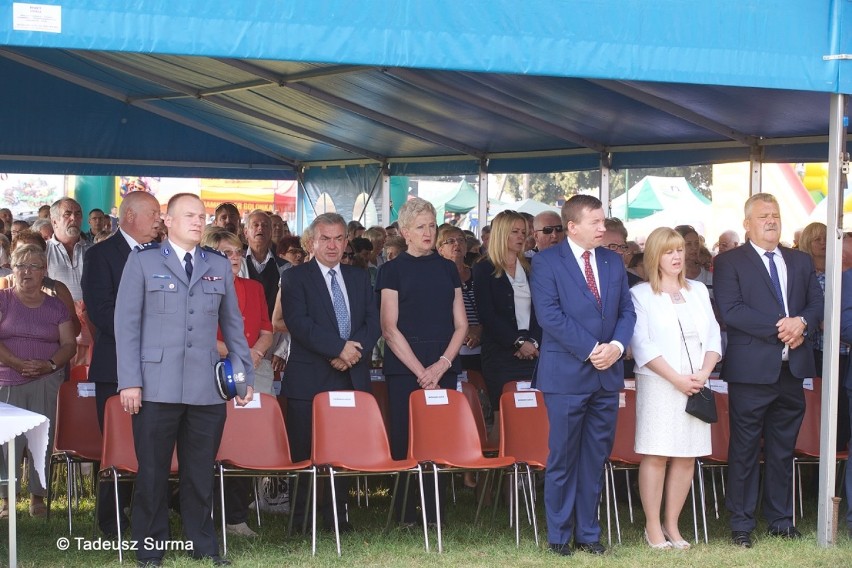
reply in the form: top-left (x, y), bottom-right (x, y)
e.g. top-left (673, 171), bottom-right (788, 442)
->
top-left (383, 236), bottom-right (406, 262)
top-left (473, 210), bottom-right (541, 447)
top-left (0, 244), bottom-right (77, 518)
top-left (200, 227), bottom-right (273, 537)
top-left (376, 197), bottom-right (467, 524)
top-left (277, 235), bottom-right (306, 267)
top-left (437, 225), bottom-right (482, 370)
top-left (629, 227), bottom-right (721, 549)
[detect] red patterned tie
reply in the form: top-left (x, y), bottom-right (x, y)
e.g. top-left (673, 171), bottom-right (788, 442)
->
top-left (582, 250), bottom-right (601, 308)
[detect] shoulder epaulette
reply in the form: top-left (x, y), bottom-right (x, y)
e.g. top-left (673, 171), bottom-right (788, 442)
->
top-left (136, 241), bottom-right (160, 252)
top-left (202, 246), bottom-right (226, 258)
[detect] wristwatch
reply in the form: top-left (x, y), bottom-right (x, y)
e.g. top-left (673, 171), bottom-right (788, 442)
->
top-left (514, 337), bottom-right (540, 350)
top-left (799, 316), bottom-right (808, 337)
top-left (48, 359), bottom-right (57, 371)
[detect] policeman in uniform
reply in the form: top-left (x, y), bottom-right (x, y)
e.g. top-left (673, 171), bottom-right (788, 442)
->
top-left (116, 193), bottom-right (253, 567)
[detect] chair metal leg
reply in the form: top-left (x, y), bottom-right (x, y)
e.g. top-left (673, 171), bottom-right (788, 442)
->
top-left (514, 466), bottom-right (520, 547)
top-left (112, 469), bottom-right (123, 564)
top-left (432, 463), bottom-right (443, 553)
top-left (416, 466), bottom-right (429, 552)
top-left (66, 457), bottom-right (74, 534)
top-left (218, 465), bottom-right (228, 557)
top-left (604, 464), bottom-right (612, 546)
top-left (329, 469), bottom-right (341, 557)
top-left (253, 478), bottom-right (261, 526)
top-left (355, 476), bottom-right (362, 508)
top-left (526, 465), bottom-right (540, 547)
top-left (311, 468), bottom-right (318, 556)
top-left (689, 476), bottom-right (700, 544)
top-left (696, 463), bottom-right (709, 543)
top-left (792, 459), bottom-right (798, 527)
top-left (625, 470), bottom-right (634, 524)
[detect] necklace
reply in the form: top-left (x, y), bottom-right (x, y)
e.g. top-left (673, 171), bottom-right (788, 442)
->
top-left (667, 290), bottom-right (685, 303)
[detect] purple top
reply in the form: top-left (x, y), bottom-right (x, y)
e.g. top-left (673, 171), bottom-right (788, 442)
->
top-left (0, 288), bottom-right (70, 386)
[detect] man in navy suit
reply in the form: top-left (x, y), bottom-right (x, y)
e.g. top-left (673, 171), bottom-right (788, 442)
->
top-left (531, 195), bottom-right (636, 556)
top-left (280, 212), bottom-right (380, 531)
top-left (81, 190), bottom-right (162, 538)
top-left (714, 193), bottom-right (823, 547)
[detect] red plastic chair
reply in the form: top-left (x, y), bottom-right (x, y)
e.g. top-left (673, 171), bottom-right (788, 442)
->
top-left (464, 369), bottom-right (488, 394)
top-left (408, 388), bottom-right (515, 552)
top-left (459, 380), bottom-right (497, 454)
top-left (98, 396), bottom-right (178, 563)
top-left (792, 378), bottom-right (849, 525)
top-left (498, 390), bottom-right (549, 546)
top-left (312, 390), bottom-right (428, 556)
top-left (215, 393), bottom-right (313, 555)
top-left (69, 365), bottom-right (89, 382)
top-left (47, 381), bottom-right (103, 534)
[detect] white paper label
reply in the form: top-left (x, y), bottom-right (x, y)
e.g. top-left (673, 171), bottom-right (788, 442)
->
top-left (329, 391), bottom-right (356, 407)
top-left (802, 378), bottom-right (814, 391)
top-left (623, 379), bottom-right (636, 390)
top-left (13, 3), bottom-right (62, 33)
top-left (709, 379), bottom-right (728, 394)
top-left (425, 390), bottom-right (449, 405)
top-left (516, 380), bottom-right (533, 391)
top-left (234, 396), bottom-right (261, 409)
top-left (456, 380), bottom-right (463, 392)
top-left (76, 382), bottom-right (96, 397)
top-left (370, 369), bottom-right (384, 381)
top-left (513, 392), bottom-right (537, 408)
top-left (457, 371), bottom-right (468, 382)
top-left (619, 392), bottom-right (626, 408)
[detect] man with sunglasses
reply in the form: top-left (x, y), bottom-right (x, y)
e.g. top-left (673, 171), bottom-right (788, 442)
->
top-left (530, 211), bottom-right (565, 256)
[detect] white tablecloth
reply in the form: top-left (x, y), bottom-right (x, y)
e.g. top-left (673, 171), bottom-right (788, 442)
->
top-left (0, 402), bottom-right (49, 489)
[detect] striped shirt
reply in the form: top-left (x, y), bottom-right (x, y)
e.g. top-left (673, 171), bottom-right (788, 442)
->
top-left (46, 236), bottom-right (91, 301)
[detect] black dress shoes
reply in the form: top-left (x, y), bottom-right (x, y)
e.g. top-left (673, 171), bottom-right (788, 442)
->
top-left (548, 543), bottom-right (572, 556)
top-left (768, 526), bottom-right (802, 539)
top-left (574, 541), bottom-right (606, 555)
top-left (731, 530), bottom-right (752, 548)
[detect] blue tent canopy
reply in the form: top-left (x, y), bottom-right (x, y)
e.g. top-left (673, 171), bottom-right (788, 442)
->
top-left (0, 0), bottom-right (849, 178)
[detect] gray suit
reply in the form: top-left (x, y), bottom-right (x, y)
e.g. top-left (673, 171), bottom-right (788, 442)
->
top-left (115, 240), bottom-right (253, 563)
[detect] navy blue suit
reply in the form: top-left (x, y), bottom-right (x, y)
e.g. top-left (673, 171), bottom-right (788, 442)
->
top-left (530, 239), bottom-right (635, 546)
top-left (714, 243), bottom-right (823, 533)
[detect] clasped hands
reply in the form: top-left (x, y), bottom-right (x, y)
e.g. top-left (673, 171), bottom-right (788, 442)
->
top-left (589, 342), bottom-right (621, 370)
top-left (675, 372), bottom-right (707, 396)
top-left (417, 357), bottom-right (450, 390)
top-left (776, 316), bottom-right (806, 349)
top-left (330, 340), bottom-right (363, 371)
top-left (513, 341), bottom-right (539, 361)
top-left (17, 359), bottom-right (53, 378)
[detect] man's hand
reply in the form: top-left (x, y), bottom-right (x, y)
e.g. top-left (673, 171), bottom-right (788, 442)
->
top-left (330, 357), bottom-right (350, 371)
top-left (787, 335), bottom-right (805, 350)
top-left (338, 341), bottom-right (363, 367)
top-left (250, 349), bottom-right (264, 369)
top-left (120, 387), bottom-right (142, 415)
top-left (271, 355), bottom-right (286, 373)
top-left (234, 385), bottom-right (254, 407)
top-left (514, 342), bottom-right (539, 360)
top-left (589, 343), bottom-right (621, 370)
top-left (776, 317), bottom-right (806, 345)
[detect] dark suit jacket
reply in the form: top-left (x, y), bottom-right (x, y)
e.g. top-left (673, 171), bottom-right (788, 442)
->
top-left (82, 232), bottom-right (132, 384)
top-left (280, 259), bottom-right (381, 401)
top-left (472, 258), bottom-right (542, 349)
top-left (530, 240), bottom-right (636, 394)
top-left (839, 270), bottom-right (852, 390)
top-left (714, 243), bottom-right (823, 382)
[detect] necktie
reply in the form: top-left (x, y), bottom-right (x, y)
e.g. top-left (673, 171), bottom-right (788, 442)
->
top-left (184, 252), bottom-right (193, 281)
top-left (582, 250), bottom-right (601, 308)
top-left (329, 269), bottom-right (351, 339)
top-left (764, 251), bottom-right (785, 314)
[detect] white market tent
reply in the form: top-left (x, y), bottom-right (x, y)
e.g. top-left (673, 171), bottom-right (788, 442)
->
top-left (2, 0), bottom-right (851, 544)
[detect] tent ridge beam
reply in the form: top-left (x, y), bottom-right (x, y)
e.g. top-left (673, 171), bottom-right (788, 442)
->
top-left (385, 67), bottom-right (607, 153)
top-left (214, 59), bottom-right (376, 84)
top-left (73, 50), bottom-right (384, 163)
top-left (0, 48), bottom-right (299, 167)
top-left (587, 79), bottom-right (757, 146)
top-left (0, 154), bottom-right (295, 170)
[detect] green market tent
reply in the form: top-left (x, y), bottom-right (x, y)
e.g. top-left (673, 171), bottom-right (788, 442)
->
top-left (610, 176), bottom-right (711, 220)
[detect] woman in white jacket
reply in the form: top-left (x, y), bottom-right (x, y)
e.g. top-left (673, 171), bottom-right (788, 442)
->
top-left (629, 227), bottom-right (722, 550)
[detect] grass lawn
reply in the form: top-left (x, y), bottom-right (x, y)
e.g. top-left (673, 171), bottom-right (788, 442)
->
top-left (1, 475), bottom-right (851, 567)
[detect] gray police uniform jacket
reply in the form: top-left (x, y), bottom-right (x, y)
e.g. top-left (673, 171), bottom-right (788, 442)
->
top-left (115, 241), bottom-right (254, 406)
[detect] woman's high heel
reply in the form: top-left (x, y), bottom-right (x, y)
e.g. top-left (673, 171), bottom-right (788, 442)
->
top-left (661, 527), bottom-right (691, 550)
top-left (644, 529), bottom-right (673, 549)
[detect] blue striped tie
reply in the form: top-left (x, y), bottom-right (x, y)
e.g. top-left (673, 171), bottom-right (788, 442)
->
top-left (764, 251), bottom-right (785, 314)
top-left (329, 269), bottom-right (351, 339)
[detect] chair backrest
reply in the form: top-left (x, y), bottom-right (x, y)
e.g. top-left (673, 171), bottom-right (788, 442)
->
top-left (217, 393), bottom-right (297, 469)
top-left (459, 381), bottom-right (494, 452)
top-left (54, 381), bottom-right (102, 460)
top-left (499, 390), bottom-right (549, 467)
top-left (610, 389), bottom-right (642, 465)
top-left (312, 390), bottom-right (396, 469)
top-left (795, 378), bottom-right (823, 457)
top-left (706, 391), bottom-right (730, 463)
top-left (407, 388), bottom-right (486, 463)
top-left (101, 396), bottom-right (178, 474)
top-left (69, 365), bottom-right (89, 382)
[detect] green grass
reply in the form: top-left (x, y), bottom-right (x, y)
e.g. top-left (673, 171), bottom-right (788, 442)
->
top-left (2, 476), bottom-right (851, 567)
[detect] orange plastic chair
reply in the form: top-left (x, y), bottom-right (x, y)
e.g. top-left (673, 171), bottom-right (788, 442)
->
top-left (98, 396), bottom-right (178, 563)
top-left (47, 382), bottom-right (103, 534)
top-left (792, 378), bottom-right (849, 525)
top-left (311, 390), bottom-right (428, 556)
top-left (216, 393), bottom-right (313, 555)
top-left (464, 369), bottom-right (488, 394)
top-left (69, 365), bottom-right (89, 382)
top-left (459, 381), bottom-right (497, 454)
top-left (498, 390), bottom-right (549, 546)
top-left (408, 388), bottom-right (515, 552)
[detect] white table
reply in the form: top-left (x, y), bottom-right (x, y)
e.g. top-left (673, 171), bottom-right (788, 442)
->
top-left (0, 402), bottom-right (50, 568)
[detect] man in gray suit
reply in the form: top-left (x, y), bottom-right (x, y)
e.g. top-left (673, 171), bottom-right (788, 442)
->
top-left (116, 193), bottom-right (254, 567)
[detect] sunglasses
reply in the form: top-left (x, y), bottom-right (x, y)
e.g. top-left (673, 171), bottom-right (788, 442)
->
top-left (536, 225), bottom-right (564, 235)
top-left (342, 252), bottom-right (356, 259)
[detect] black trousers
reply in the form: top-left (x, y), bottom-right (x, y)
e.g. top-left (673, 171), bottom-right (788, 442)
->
top-left (94, 381), bottom-right (131, 536)
top-left (726, 365), bottom-right (805, 533)
top-left (131, 402), bottom-right (226, 562)
top-left (286, 398), bottom-right (349, 528)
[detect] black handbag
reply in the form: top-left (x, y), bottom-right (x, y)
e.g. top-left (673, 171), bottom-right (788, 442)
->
top-left (678, 318), bottom-right (718, 424)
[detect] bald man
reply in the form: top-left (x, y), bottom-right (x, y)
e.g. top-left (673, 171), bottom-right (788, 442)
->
top-left (531, 211), bottom-right (566, 254)
top-left (717, 230), bottom-right (740, 253)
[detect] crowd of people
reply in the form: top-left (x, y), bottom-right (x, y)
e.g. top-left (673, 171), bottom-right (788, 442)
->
top-left (0, 190), bottom-right (850, 563)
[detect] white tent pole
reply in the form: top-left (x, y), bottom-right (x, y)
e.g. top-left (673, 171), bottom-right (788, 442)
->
top-left (478, 159), bottom-right (489, 236)
top-left (749, 146), bottom-right (763, 196)
top-left (818, 92), bottom-right (847, 547)
top-left (381, 163), bottom-right (390, 226)
top-left (600, 152), bottom-right (612, 215)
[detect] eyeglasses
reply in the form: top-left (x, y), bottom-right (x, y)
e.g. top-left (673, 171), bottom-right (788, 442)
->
top-left (440, 237), bottom-right (465, 246)
top-left (218, 248), bottom-right (243, 258)
top-left (342, 252), bottom-right (356, 259)
top-left (14, 263), bottom-right (45, 272)
top-left (536, 225), bottom-right (564, 235)
top-left (605, 243), bottom-right (629, 253)
top-left (286, 249), bottom-right (306, 257)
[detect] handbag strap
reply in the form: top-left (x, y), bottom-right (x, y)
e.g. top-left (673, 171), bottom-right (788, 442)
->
top-left (676, 318), bottom-right (695, 374)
